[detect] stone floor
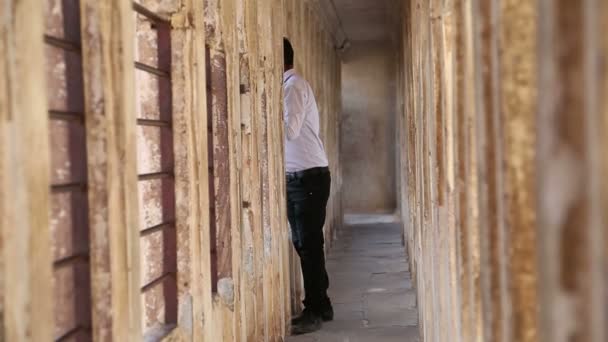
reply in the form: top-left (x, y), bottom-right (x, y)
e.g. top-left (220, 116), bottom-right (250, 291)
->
top-left (287, 222), bottom-right (420, 342)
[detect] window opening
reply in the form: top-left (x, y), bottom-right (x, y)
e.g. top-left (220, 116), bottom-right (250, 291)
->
top-left (44, 0), bottom-right (92, 340)
top-left (205, 44), bottom-right (232, 293)
top-left (133, 2), bottom-right (178, 336)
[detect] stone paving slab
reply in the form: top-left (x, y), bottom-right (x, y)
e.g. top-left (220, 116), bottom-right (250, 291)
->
top-left (287, 223), bottom-right (420, 342)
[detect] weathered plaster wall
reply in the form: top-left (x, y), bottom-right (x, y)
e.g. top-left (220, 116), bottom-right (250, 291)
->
top-left (394, 1), bottom-right (608, 342)
top-left (331, 0), bottom-right (393, 42)
top-left (341, 41), bottom-right (397, 213)
top-left (0, 0), bottom-right (342, 341)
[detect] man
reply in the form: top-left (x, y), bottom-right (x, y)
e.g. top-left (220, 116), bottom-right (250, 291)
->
top-left (283, 38), bottom-right (333, 335)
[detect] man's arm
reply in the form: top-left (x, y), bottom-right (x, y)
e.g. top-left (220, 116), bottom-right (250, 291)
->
top-left (283, 83), bottom-right (306, 140)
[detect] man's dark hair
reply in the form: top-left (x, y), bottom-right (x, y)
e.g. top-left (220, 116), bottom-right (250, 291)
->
top-left (284, 38), bottom-right (294, 67)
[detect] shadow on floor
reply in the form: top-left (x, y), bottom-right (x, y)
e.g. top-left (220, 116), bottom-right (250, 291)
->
top-left (287, 223), bottom-right (420, 342)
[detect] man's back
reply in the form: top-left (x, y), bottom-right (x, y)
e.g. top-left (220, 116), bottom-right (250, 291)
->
top-left (283, 69), bottom-right (328, 172)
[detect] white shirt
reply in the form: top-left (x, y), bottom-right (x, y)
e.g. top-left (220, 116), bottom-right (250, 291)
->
top-left (283, 69), bottom-right (329, 172)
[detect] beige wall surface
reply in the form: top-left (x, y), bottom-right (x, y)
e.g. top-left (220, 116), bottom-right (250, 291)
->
top-left (341, 41), bottom-right (397, 214)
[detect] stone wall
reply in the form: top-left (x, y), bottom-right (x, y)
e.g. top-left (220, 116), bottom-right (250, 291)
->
top-left (341, 41), bottom-right (397, 214)
top-left (394, 1), bottom-right (608, 341)
top-left (0, 0), bottom-right (342, 341)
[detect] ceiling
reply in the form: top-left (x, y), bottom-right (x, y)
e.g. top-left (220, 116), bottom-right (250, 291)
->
top-left (330, 0), bottom-right (392, 42)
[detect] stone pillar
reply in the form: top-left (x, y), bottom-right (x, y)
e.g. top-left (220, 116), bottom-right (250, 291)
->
top-left (396, 0), bottom-right (543, 341)
top-left (0, 0), bottom-right (53, 340)
top-left (536, 1), bottom-right (607, 341)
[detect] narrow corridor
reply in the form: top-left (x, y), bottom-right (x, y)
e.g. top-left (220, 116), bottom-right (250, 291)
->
top-left (288, 219), bottom-right (420, 342)
top-left (3, 0), bottom-right (608, 341)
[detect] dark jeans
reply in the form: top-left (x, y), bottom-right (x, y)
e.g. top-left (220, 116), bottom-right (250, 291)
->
top-left (286, 168), bottom-right (332, 314)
